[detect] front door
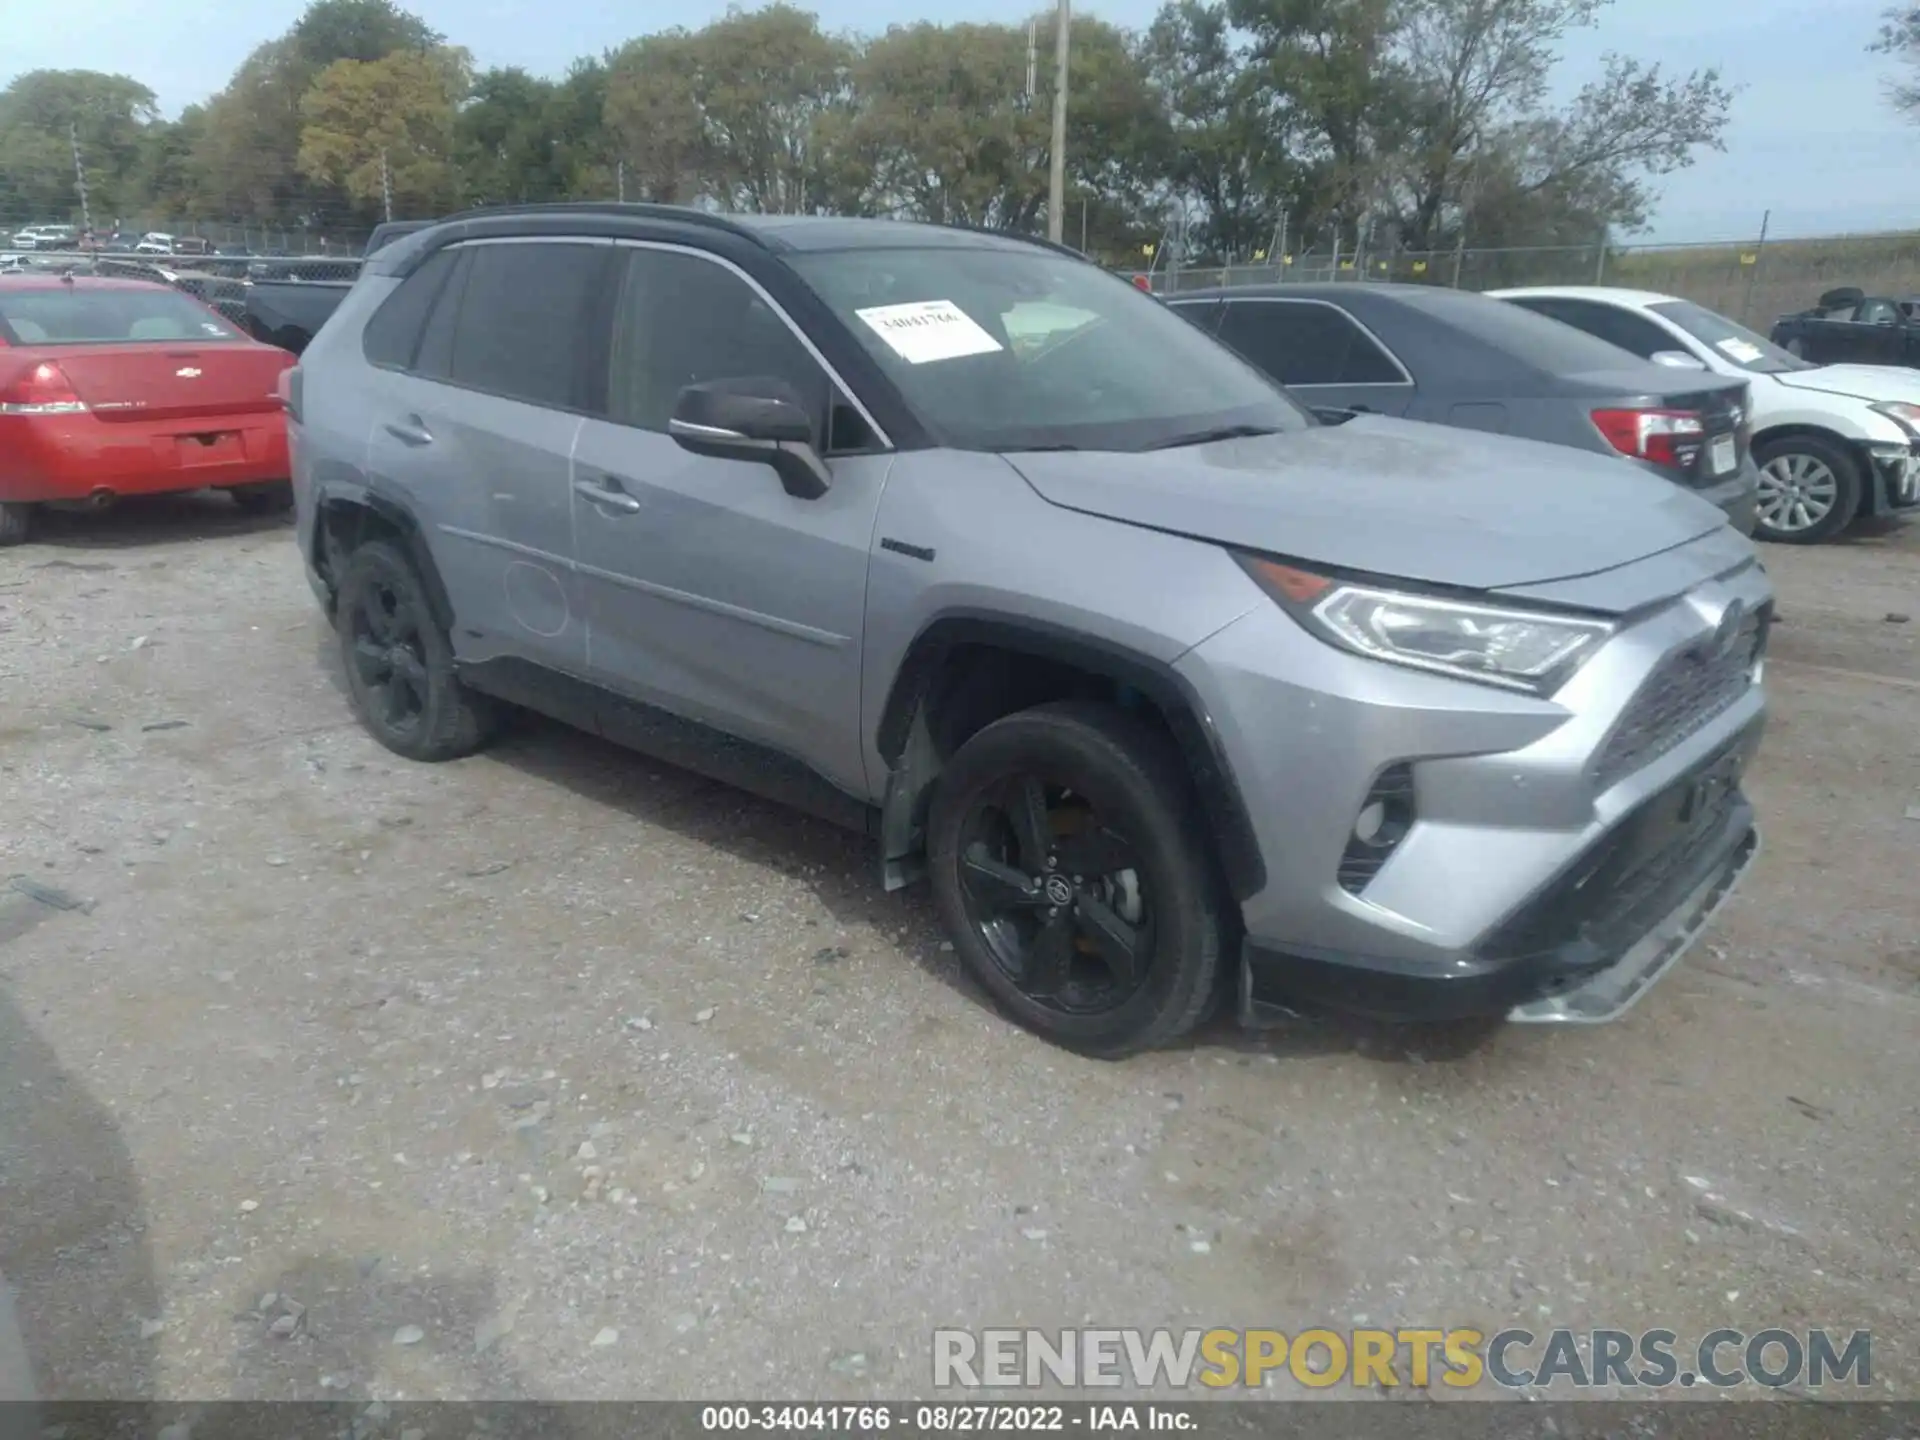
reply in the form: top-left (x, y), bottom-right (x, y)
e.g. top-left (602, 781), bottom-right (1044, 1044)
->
top-left (569, 243), bottom-right (891, 801)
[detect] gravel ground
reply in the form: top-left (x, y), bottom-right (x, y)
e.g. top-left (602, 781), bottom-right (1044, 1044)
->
top-left (0, 497), bottom-right (1915, 1406)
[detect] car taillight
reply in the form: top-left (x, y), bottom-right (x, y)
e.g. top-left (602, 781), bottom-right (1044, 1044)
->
top-left (1590, 407), bottom-right (1704, 468)
top-left (0, 360), bottom-right (87, 415)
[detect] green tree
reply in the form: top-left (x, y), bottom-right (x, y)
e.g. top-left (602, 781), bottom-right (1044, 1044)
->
top-left (457, 68), bottom-right (564, 205)
top-left (1870, 6), bottom-right (1920, 115)
top-left (691, 4), bottom-right (856, 214)
top-left (0, 70), bottom-right (162, 223)
top-left (297, 46), bottom-right (472, 217)
top-left (604, 31), bottom-right (709, 203)
top-left (190, 0), bottom-right (443, 229)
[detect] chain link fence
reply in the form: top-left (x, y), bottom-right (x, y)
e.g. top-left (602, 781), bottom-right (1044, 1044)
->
top-left (1124, 231), bottom-right (1920, 330)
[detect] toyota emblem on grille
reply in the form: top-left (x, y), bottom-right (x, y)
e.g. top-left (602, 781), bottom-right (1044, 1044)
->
top-left (1043, 875), bottom-right (1074, 907)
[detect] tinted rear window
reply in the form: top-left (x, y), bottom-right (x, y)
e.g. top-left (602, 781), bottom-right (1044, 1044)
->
top-left (1397, 289), bottom-right (1649, 374)
top-left (446, 242), bottom-right (608, 409)
top-left (363, 249), bottom-right (459, 369)
top-left (0, 286), bottom-right (241, 345)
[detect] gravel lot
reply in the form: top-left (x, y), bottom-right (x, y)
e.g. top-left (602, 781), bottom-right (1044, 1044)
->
top-left (0, 498), bottom-right (1915, 1406)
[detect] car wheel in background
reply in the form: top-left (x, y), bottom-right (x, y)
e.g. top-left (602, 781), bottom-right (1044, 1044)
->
top-left (333, 540), bottom-right (497, 762)
top-left (928, 700), bottom-right (1226, 1059)
top-left (1753, 434), bottom-right (1860, 545)
top-left (227, 480), bottom-right (294, 515)
top-left (0, 503), bottom-right (31, 547)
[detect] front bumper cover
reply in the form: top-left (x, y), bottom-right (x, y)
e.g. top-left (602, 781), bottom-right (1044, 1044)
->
top-left (1240, 724), bottom-right (1762, 1027)
top-left (1862, 440), bottom-right (1920, 516)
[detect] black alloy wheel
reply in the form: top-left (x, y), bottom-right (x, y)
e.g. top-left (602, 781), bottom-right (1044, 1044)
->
top-left (956, 774), bottom-right (1154, 1016)
top-left (347, 576), bottom-right (431, 739)
top-left (929, 701), bottom-right (1227, 1058)
top-left (333, 540), bottom-right (496, 762)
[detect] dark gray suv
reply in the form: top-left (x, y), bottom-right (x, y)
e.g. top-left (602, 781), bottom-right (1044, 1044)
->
top-left (288, 204), bottom-right (1770, 1057)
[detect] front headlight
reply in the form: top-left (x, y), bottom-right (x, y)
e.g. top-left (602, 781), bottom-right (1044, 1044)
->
top-left (1870, 400), bottom-right (1920, 435)
top-left (1235, 555), bottom-right (1615, 696)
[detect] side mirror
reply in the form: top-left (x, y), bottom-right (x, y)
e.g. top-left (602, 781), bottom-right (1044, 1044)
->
top-left (1310, 405), bottom-right (1358, 426)
top-left (1650, 350), bottom-right (1708, 370)
top-left (667, 378), bottom-right (832, 500)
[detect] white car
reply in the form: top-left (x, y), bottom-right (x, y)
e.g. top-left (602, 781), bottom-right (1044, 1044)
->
top-left (134, 232), bottom-right (175, 256)
top-left (1490, 285), bottom-right (1920, 544)
top-left (9, 226), bottom-right (52, 250)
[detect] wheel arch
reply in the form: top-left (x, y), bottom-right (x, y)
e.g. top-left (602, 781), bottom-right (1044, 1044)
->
top-left (311, 485), bottom-right (455, 634)
top-left (874, 612), bottom-right (1266, 902)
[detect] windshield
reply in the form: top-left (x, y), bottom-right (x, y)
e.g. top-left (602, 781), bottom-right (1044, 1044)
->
top-left (1648, 300), bottom-right (1811, 375)
top-left (0, 286), bottom-right (242, 345)
top-left (786, 245), bottom-right (1312, 451)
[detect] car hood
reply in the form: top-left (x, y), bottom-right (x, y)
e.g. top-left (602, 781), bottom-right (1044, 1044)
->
top-left (1772, 364), bottom-right (1920, 404)
top-left (1003, 415), bottom-right (1730, 593)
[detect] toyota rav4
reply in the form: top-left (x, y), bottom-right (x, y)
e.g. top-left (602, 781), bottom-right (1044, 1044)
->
top-left (287, 204), bottom-right (1770, 1057)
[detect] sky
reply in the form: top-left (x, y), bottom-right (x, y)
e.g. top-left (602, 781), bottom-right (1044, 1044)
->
top-left (0, 0), bottom-right (1910, 244)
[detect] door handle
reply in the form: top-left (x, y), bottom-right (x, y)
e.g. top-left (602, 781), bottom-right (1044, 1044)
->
top-left (383, 416), bottom-right (432, 446)
top-left (573, 478), bottom-right (642, 515)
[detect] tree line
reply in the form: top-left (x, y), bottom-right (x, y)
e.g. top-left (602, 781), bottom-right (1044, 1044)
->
top-left (0, 0), bottom-right (1734, 264)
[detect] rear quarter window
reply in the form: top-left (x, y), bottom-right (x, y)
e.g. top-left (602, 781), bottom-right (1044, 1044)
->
top-left (0, 286), bottom-right (240, 345)
top-left (362, 248), bottom-right (460, 370)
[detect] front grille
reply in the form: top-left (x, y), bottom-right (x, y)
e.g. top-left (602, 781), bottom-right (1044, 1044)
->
top-left (1483, 732), bottom-right (1751, 964)
top-left (1592, 604), bottom-right (1766, 790)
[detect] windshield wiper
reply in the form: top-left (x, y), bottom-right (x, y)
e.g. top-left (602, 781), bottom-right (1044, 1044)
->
top-left (1142, 423), bottom-right (1283, 451)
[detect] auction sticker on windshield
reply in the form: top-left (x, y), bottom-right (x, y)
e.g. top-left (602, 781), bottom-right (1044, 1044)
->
top-left (856, 300), bottom-right (1003, 365)
top-left (1716, 338), bottom-right (1765, 364)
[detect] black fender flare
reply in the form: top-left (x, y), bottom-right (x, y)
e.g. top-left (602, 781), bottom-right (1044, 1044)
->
top-left (310, 484), bottom-right (456, 635)
top-left (875, 612), bottom-right (1267, 901)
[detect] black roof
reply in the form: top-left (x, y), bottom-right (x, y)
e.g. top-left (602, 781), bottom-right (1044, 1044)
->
top-left (406, 202), bottom-right (1082, 258)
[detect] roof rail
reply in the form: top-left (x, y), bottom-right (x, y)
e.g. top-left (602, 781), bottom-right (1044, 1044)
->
top-left (431, 201), bottom-right (762, 244)
top-left (931, 222), bottom-right (1094, 262)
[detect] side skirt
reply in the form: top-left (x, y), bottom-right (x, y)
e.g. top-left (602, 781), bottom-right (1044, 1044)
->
top-left (457, 656), bottom-right (880, 839)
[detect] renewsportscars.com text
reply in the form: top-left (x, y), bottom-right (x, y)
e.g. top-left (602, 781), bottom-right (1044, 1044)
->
top-left (932, 1327), bottom-right (1873, 1391)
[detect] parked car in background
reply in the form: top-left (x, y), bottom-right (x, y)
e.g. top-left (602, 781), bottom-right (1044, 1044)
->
top-left (1166, 283), bottom-right (1759, 534)
top-left (0, 274), bottom-right (296, 545)
top-left (9, 226), bottom-right (52, 250)
top-left (289, 203), bottom-right (1770, 1054)
top-left (1493, 286), bottom-right (1920, 544)
top-left (133, 233), bottom-right (174, 255)
top-left (1769, 287), bottom-right (1920, 367)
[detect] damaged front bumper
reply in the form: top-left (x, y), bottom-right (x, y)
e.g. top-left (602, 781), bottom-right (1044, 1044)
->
top-left (1863, 440), bottom-right (1920, 516)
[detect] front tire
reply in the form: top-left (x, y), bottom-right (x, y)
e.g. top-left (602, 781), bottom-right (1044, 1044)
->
top-left (0, 502), bottom-right (31, 546)
top-left (928, 701), bottom-right (1227, 1059)
top-left (333, 540), bottom-right (497, 762)
top-left (1753, 434), bottom-right (1861, 544)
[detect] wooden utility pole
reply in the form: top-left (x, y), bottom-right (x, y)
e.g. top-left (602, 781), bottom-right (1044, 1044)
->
top-left (1046, 0), bottom-right (1070, 244)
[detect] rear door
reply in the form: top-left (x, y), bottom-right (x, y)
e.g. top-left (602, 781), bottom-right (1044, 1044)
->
top-left (361, 237), bottom-right (611, 675)
top-left (1213, 298), bottom-right (1415, 415)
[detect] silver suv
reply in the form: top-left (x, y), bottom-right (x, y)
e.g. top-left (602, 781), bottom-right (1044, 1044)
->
top-left (288, 204), bottom-right (1770, 1057)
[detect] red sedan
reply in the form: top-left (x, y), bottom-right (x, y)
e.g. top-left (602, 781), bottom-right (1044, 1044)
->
top-left (0, 274), bottom-right (295, 545)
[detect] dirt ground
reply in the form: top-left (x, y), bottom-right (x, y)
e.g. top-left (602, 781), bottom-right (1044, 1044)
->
top-left (0, 497), bottom-right (1915, 1406)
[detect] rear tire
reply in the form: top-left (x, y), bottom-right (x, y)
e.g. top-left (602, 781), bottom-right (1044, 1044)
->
top-left (0, 502), bottom-right (31, 546)
top-left (229, 480), bottom-right (294, 515)
top-left (928, 701), bottom-right (1228, 1059)
top-left (1753, 434), bottom-right (1861, 544)
top-left (334, 540), bottom-right (497, 762)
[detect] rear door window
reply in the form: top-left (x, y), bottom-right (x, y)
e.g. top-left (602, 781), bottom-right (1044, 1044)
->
top-left (444, 241), bottom-right (611, 411)
top-left (1216, 300), bottom-right (1405, 386)
top-left (362, 248), bottom-right (460, 370)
